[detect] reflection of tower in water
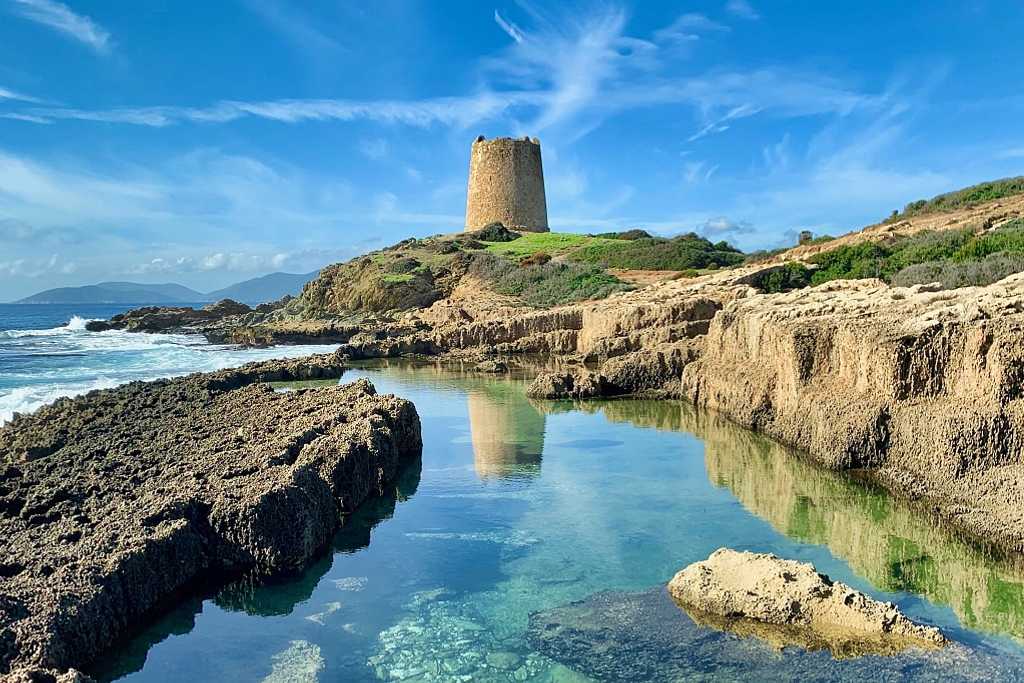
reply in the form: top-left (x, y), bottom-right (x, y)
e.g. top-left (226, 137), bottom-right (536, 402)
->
top-left (467, 388), bottom-right (546, 480)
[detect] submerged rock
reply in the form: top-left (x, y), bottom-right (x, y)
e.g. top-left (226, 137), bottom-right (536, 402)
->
top-left (0, 354), bottom-right (421, 680)
top-left (667, 548), bottom-right (945, 657)
top-left (528, 587), bottom-right (1020, 682)
top-left (474, 359), bottom-right (509, 373)
top-left (526, 370), bottom-right (608, 399)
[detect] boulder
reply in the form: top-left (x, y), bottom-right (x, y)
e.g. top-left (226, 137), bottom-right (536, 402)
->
top-left (202, 298), bottom-right (252, 316)
top-left (527, 371), bottom-right (609, 399)
top-left (668, 549), bottom-right (945, 657)
top-left (474, 359), bottom-right (508, 373)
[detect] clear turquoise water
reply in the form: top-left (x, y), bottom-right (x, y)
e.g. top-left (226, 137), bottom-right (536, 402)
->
top-left (5, 306), bottom-right (1024, 681)
top-left (82, 363), bottom-right (1024, 682)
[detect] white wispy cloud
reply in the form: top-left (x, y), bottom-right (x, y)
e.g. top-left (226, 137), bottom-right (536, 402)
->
top-left (242, 0), bottom-right (342, 56)
top-left (726, 0), bottom-right (760, 20)
top-left (1, 113), bottom-right (52, 123)
top-left (0, 253), bottom-right (76, 277)
top-left (654, 13), bottom-right (729, 43)
top-left (9, 0), bottom-right (111, 54)
top-left (0, 86), bottom-right (42, 103)
top-left (688, 103), bottom-right (762, 141)
top-left (5, 4), bottom-right (874, 147)
top-left (683, 160), bottom-right (718, 184)
top-left (494, 10), bottom-right (525, 44)
top-left (20, 91), bottom-right (543, 128)
top-left (358, 137), bottom-right (389, 161)
top-left (700, 216), bottom-right (752, 235)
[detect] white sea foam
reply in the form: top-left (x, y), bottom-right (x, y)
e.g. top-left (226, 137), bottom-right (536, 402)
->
top-left (1, 314), bottom-right (97, 338)
top-left (0, 378), bottom-right (120, 423)
top-left (0, 318), bottom-right (338, 424)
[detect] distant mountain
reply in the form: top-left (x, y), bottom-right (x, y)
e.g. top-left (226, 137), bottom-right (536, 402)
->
top-left (206, 271), bottom-right (319, 304)
top-left (13, 272), bottom-right (319, 305)
top-left (15, 282), bottom-right (207, 305)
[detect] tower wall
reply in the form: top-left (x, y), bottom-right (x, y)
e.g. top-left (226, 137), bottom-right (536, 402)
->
top-left (465, 136), bottom-right (549, 233)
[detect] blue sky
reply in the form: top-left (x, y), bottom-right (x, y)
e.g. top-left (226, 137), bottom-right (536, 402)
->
top-left (1, 0), bottom-right (1023, 299)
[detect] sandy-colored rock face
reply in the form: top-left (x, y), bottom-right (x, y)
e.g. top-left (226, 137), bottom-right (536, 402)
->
top-left (465, 137), bottom-right (548, 233)
top-left (680, 274), bottom-right (1024, 552)
top-left (668, 548), bottom-right (946, 657)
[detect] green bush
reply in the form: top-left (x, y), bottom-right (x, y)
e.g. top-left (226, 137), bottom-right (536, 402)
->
top-left (468, 254), bottom-right (630, 308)
top-left (755, 262), bottom-right (813, 293)
top-left (887, 177), bottom-right (1024, 221)
top-left (809, 242), bottom-right (892, 285)
top-left (892, 252), bottom-right (1024, 289)
top-left (807, 221), bottom-right (1024, 289)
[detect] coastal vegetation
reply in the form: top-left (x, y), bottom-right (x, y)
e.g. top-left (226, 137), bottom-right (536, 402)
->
top-left (806, 218), bottom-right (1024, 288)
top-left (482, 230), bottom-right (745, 271)
top-left (886, 176), bottom-right (1024, 222)
top-left (469, 254), bottom-right (629, 308)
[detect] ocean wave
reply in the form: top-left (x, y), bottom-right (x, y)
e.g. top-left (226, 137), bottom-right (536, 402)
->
top-left (0, 340), bottom-right (340, 425)
top-left (0, 378), bottom-right (120, 424)
top-left (1, 314), bottom-right (96, 338)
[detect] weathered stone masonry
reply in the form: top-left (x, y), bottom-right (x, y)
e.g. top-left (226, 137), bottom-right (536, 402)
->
top-left (465, 136), bottom-right (549, 233)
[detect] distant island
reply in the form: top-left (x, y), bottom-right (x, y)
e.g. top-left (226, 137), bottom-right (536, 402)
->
top-left (13, 271), bottom-right (319, 306)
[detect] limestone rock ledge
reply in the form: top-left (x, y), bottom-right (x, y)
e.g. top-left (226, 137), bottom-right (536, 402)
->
top-left (681, 275), bottom-right (1024, 552)
top-left (0, 355), bottom-right (421, 680)
top-left (668, 548), bottom-right (945, 657)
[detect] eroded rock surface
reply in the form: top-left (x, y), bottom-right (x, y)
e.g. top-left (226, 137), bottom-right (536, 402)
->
top-left (0, 354), bottom-right (421, 680)
top-left (680, 275), bottom-right (1024, 551)
top-left (668, 549), bottom-right (945, 656)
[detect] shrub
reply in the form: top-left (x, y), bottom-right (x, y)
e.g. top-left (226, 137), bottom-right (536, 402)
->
top-left (754, 262), bottom-right (813, 293)
top-left (888, 177), bottom-right (1024, 221)
top-left (468, 254), bottom-right (629, 308)
top-left (471, 222), bottom-right (521, 242)
top-left (521, 252), bottom-right (552, 267)
top-left (591, 229), bottom-right (653, 240)
top-left (809, 242), bottom-right (891, 285)
top-left (892, 252), bottom-right (1024, 289)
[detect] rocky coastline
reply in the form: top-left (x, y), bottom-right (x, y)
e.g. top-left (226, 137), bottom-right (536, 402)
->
top-left (0, 353), bottom-right (421, 681)
top-left (81, 239), bottom-right (1024, 560)
top-left (25, 193), bottom-right (1024, 676)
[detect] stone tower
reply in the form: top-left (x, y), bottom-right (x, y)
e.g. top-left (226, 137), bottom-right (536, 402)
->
top-left (465, 135), bottom-right (549, 232)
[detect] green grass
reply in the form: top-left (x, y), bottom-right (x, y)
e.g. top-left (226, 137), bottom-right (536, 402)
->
top-left (886, 177), bottom-right (1024, 222)
top-left (481, 230), bottom-right (745, 271)
top-left (483, 232), bottom-right (619, 259)
top-left (568, 234), bottom-right (744, 270)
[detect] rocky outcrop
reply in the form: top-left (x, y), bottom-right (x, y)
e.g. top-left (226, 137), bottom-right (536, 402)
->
top-left (668, 549), bottom-right (946, 657)
top-left (681, 275), bottom-right (1024, 552)
top-left (85, 298), bottom-right (253, 334)
top-left (0, 355), bottom-right (421, 680)
top-left (526, 370), bottom-right (608, 400)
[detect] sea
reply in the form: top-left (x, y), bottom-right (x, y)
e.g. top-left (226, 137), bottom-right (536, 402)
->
top-left (0, 303), bottom-right (338, 424)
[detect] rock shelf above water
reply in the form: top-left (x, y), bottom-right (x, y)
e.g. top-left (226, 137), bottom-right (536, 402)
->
top-left (668, 548), bottom-right (946, 657)
top-left (0, 353), bottom-right (421, 681)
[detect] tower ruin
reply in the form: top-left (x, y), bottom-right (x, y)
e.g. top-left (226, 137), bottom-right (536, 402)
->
top-left (464, 135), bottom-right (549, 233)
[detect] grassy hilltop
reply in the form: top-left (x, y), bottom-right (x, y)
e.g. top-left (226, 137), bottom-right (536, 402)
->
top-left (280, 175), bottom-right (1024, 318)
top-left (287, 226), bottom-right (744, 316)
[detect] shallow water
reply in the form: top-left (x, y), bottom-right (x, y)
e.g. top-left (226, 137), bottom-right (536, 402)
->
top-left (78, 360), bottom-right (1024, 682)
